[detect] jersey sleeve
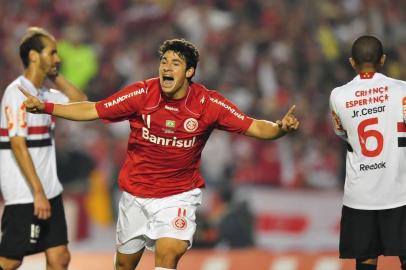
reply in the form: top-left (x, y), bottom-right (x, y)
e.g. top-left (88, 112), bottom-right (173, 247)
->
top-left (2, 85), bottom-right (28, 138)
top-left (208, 92), bottom-right (253, 134)
top-left (95, 82), bottom-right (146, 122)
top-left (329, 90), bottom-right (348, 140)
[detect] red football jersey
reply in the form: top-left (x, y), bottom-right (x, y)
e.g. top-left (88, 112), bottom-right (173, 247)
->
top-left (95, 78), bottom-right (253, 197)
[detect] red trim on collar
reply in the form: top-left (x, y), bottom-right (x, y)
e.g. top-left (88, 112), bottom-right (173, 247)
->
top-left (359, 72), bottom-right (375, 79)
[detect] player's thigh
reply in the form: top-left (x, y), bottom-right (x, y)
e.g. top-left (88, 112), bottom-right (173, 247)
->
top-left (41, 195), bottom-right (69, 251)
top-left (146, 189), bottom-right (202, 249)
top-left (155, 237), bottom-right (188, 262)
top-left (378, 205), bottom-right (406, 256)
top-left (45, 245), bottom-right (70, 268)
top-left (0, 203), bottom-right (34, 261)
top-left (0, 256), bottom-right (22, 270)
top-left (339, 206), bottom-right (380, 259)
top-left (115, 248), bottom-right (145, 270)
top-left (116, 192), bottom-right (148, 253)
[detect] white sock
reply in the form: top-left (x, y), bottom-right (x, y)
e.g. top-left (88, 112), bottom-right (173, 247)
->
top-left (155, 268), bottom-right (175, 270)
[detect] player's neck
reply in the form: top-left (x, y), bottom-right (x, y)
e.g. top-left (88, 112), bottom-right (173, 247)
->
top-left (164, 81), bottom-right (190, 100)
top-left (23, 67), bottom-right (46, 89)
top-left (356, 63), bottom-right (379, 74)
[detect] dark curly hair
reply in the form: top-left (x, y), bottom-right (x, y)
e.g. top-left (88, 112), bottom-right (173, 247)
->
top-left (159, 38), bottom-right (200, 81)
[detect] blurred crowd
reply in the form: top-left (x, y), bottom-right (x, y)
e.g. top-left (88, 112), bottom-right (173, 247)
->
top-left (1, 0), bottom-right (406, 246)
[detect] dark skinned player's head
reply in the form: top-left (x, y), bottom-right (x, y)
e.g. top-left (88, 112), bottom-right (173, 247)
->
top-left (350, 35), bottom-right (385, 71)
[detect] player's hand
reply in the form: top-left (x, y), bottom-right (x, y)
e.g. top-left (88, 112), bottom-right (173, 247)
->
top-left (277, 105), bottom-right (299, 133)
top-left (18, 85), bottom-right (45, 113)
top-left (33, 192), bottom-right (51, 220)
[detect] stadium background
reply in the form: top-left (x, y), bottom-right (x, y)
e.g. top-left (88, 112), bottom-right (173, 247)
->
top-left (0, 0), bottom-right (405, 269)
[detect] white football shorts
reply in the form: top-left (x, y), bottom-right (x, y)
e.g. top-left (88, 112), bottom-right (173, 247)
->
top-left (116, 188), bottom-right (202, 254)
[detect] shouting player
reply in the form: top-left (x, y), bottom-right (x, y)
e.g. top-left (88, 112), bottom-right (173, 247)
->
top-left (0, 27), bottom-right (87, 270)
top-left (19, 38), bottom-right (299, 270)
top-left (330, 35), bottom-right (406, 270)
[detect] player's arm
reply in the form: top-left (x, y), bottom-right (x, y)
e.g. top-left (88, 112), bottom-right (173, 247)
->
top-left (10, 136), bottom-right (50, 220)
top-left (245, 105), bottom-right (299, 140)
top-left (50, 74), bottom-right (88, 102)
top-left (329, 93), bottom-right (348, 140)
top-left (19, 86), bottom-right (98, 121)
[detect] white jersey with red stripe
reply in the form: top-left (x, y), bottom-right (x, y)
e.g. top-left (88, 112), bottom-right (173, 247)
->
top-left (0, 76), bottom-right (68, 205)
top-left (330, 72), bottom-right (406, 210)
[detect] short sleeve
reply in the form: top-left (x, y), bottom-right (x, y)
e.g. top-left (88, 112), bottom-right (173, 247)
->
top-left (2, 86), bottom-right (28, 138)
top-left (95, 83), bottom-right (146, 122)
top-left (209, 92), bottom-right (253, 134)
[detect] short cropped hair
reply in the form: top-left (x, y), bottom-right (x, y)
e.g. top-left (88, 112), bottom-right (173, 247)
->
top-left (19, 27), bottom-right (55, 68)
top-left (351, 35), bottom-right (383, 66)
top-left (159, 39), bottom-right (200, 81)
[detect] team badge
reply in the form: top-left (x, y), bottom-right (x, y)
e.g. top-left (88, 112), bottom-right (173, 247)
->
top-left (172, 208), bottom-right (188, 230)
top-left (172, 216), bottom-right (187, 230)
top-left (183, 118), bottom-right (198, 132)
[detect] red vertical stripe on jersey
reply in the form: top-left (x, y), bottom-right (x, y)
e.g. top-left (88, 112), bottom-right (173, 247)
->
top-left (397, 122), bottom-right (406, 132)
top-left (183, 209), bottom-right (186, 217)
top-left (178, 208), bottom-right (181, 217)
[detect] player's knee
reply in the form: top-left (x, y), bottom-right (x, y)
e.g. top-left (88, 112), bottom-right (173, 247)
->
top-left (399, 256), bottom-right (406, 270)
top-left (0, 259), bottom-right (22, 270)
top-left (47, 249), bottom-right (71, 269)
top-left (356, 258), bottom-right (377, 270)
top-left (155, 241), bottom-right (188, 268)
top-left (115, 257), bottom-right (135, 270)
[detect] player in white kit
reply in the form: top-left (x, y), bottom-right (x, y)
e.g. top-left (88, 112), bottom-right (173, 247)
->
top-left (0, 27), bottom-right (87, 270)
top-left (330, 35), bottom-right (406, 270)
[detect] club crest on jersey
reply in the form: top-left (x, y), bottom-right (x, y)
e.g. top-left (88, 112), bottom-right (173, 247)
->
top-left (184, 118), bottom-right (198, 132)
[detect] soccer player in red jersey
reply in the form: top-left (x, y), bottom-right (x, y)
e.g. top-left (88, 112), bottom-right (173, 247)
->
top-left (19, 39), bottom-right (299, 270)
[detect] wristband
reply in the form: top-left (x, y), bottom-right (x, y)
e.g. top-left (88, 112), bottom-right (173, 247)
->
top-left (43, 102), bottom-right (55, 114)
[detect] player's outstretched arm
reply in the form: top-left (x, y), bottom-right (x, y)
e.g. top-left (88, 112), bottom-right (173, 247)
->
top-left (245, 105), bottom-right (299, 140)
top-left (18, 86), bottom-right (99, 121)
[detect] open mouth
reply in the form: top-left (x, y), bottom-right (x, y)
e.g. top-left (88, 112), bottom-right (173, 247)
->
top-left (162, 75), bottom-right (174, 87)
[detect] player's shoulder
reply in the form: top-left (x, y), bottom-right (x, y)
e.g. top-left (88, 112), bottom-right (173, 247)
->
top-left (382, 74), bottom-right (406, 87)
top-left (330, 76), bottom-right (359, 101)
top-left (2, 76), bottom-right (25, 100)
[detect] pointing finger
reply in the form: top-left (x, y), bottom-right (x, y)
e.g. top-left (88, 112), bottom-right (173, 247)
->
top-left (286, 105), bottom-right (296, 116)
top-left (17, 85), bottom-right (31, 98)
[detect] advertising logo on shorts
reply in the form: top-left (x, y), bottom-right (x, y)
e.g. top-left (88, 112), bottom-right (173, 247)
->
top-left (184, 118), bottom-right (198, 132)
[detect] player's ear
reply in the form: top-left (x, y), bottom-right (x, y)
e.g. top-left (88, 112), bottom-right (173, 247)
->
top-left (186, 67), bottom-right (195, 79)
top-left (349, 57), bottom-right (357, 70)
top-left (28, 50), bottom-right (40, 65)
top-left (380, 54), bottom-right (386, 67)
